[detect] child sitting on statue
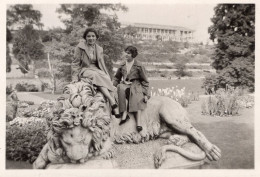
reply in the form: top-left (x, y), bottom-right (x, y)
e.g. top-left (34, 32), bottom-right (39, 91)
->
top-left (113, 46), bottom-right (150, 132)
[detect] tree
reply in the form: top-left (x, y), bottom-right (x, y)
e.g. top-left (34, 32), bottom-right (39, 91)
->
top-left (6, 4), bottom-right (43, 72)
top-left (55, 4), bottom-right (128, 78)
top-left (12, 25), bottom-right (44, 75)
top-left (208, 4), bottom-right (255, 92)
top-left (6, 28), bottom-right (12, 72)
top-left (7, 4), bottom-right (43, 29)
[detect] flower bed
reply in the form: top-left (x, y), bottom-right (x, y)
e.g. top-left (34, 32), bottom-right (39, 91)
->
top-left (150, 86), bottom-right (199, 107)
top-left (201, 88), bottom-right (254, 116)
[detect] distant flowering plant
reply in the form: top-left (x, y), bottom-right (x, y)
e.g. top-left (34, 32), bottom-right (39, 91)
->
top-left (18, 100), bottom-right (56, 118)
top-left (150, 86), bottom-right (199, 107)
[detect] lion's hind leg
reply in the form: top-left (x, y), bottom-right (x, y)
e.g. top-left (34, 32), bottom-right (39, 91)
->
top-left (167, 121), bottom-right (221, 161)
top-left (159, 103), bottom-right (221, 161)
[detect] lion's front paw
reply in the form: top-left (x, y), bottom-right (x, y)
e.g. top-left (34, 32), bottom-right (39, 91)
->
top-left (206, 144), bottom-right (221, 161)
top-left (101, 149), bottom-right (115, 160)
top-left (154, 148), bottom-right (166, 169)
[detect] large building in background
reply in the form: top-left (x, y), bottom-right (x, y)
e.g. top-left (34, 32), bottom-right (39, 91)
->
top-left (121, 22), bottom-right (195, 42)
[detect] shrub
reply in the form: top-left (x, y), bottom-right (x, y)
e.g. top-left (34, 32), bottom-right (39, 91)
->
top-left (6, 117), bottom-right (48, 163)
top-left (201, 87), bottom-right (243, 116)
top-left (6, 85), bottom-right (13, 95)
top-left (15, 82), bottom-right (39, 92)
top-left (202, 73), bottom-right (219, 94)
top-left (15, 83), bottom-right (27, 92)
top-left (6, 102), bottom-right (18, 122)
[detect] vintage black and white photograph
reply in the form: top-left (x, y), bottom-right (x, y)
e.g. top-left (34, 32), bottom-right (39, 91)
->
top-left (4, 0), bottom-right (257, 175)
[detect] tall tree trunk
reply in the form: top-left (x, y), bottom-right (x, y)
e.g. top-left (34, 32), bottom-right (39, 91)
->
top-left (31, 60), bottom-right (36, 77)
top-left (47, 52), bottom-right (56, 94)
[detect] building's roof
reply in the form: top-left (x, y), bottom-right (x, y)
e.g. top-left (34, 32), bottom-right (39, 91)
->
top-left (121, 22), bottom-right (194, 32)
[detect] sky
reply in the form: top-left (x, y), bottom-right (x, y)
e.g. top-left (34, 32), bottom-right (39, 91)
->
top-left (33, 3), bottom-right (216, 43)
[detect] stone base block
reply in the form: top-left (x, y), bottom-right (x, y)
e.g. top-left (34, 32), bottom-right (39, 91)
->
top-left (46, 159), bottom-right (118, 169)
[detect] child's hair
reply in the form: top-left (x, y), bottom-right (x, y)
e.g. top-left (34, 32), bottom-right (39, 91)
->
top-left (125, 46), bottom-right (138, 58)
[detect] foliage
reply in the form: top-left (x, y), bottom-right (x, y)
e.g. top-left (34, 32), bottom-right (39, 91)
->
top-left (7, 4), bottom-right (43, 73)
top-left (7, 4), bottom-right (43, 28)
top-left (169, 53), bottom-right (189, 63)
top-left (12, 25), bottom-right (45, 74)
top-left (237, 95), bottom-right (254, 108)
top-left (208, 4), bottom-right (255, 92)
top-left (18, 100), bottom-right (55, 118)
top-left (201, 87), bottom-right (246, 116)
top-left (6, 28), bottom-right (12, 72)
top-left (174, 60), bottom-right (192, 78)
top-left (202, 73), bottom-right (219, 94)
top-left (217, 58), bottom-right (254, 92)
top-left (134, 40), bottom-right (183, 63)
top-left (15, 82), bottom-right (39, 92)
top-left (6, 117), bottom-right (47, 163)
top-left (6, 85), bottom-right (14, 95)
top-left (150, 86), bottom-right (199, 107)
top-left (120, 25), bottom-right (138, 38)
top-left (52, 4), bottom-right (128, 79)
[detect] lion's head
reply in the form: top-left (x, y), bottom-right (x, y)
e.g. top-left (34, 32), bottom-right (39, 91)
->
top-left (47, 90), bottom-right (112, 164)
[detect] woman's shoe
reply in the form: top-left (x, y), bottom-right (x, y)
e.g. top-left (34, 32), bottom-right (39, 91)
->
top-left (111, 104), bottom-right (121, 118)
top-left (136, 126), bottom-right (143, 132)
top-left (119, 115), bottom-right (130, 125)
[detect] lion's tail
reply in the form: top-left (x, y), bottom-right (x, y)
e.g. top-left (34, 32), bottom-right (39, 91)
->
top-left (163, 144), bottom-right (206, 161)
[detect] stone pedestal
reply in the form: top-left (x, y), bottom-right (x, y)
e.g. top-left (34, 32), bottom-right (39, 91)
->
top-left (47, 159), bottom-right (118, 169)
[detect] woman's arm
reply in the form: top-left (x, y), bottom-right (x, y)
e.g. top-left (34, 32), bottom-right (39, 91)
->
top-left (139, 65), bottom-right (151, 98)
top-left (71, 46), bottom-right (82, 82)
top-left (113, 67), bottom-right (123, 87)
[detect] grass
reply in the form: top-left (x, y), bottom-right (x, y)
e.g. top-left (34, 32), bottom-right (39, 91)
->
top-left (150, 78), bottom-right (204, 94)
top-left (187, 97), bottom-right (254, 169)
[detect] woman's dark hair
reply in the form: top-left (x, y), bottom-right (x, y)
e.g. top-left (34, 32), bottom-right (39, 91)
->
top-left (83, 28), bottom-right (99, 39)
top-left (125, 46), bottom-right (138, 58)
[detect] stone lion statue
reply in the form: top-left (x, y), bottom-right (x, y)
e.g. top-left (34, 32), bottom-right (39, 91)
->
top-left (33, 81), bottom-right (221, 169)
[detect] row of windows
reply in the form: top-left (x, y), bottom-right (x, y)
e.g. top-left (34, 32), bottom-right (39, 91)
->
top-left (141, 34), bottom-right (193, 40)
top-left (137, 27), bottom-right (192, 35)
top-left (124, 34), bottom-right (193, 41)
top-left (138, 32), bottom-right (193, 38)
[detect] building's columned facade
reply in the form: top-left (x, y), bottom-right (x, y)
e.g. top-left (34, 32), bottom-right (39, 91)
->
top-left (121, 22), bottom-right (194, 42)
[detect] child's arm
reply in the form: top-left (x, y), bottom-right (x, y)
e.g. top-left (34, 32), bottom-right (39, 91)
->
top-left (139, 65), bottom-right (151, 98)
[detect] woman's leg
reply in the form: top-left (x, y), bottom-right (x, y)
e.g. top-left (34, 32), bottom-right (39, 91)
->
top-left (98, 86), bottom-right (119, 115)
top-left (134, 110), bottom-right (142, 132)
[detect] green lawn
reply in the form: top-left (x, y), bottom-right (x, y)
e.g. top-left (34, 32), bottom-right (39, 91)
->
top-left (150, 78), bottom-right (204, 94)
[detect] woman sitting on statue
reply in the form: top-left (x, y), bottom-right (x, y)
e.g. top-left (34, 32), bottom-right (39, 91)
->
top-left (71, 27), bottom-right (120, 118)
top-left (113, 46), bottom-right (150, 132)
